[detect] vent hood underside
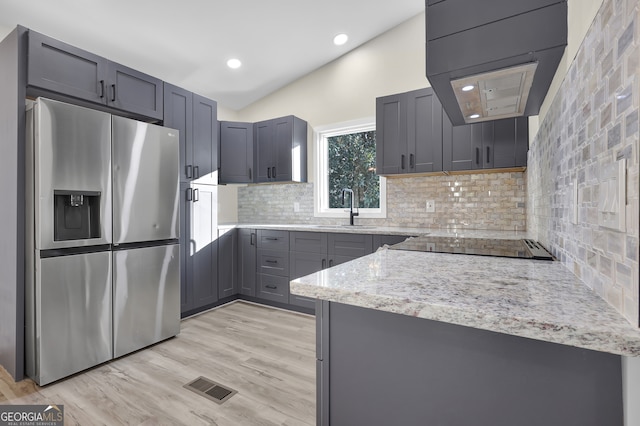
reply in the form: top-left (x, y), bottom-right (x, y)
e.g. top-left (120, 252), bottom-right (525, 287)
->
top-left (451, 62), bottom-right (538, 124)
top-left (426, 0), bottom-right (567, 126)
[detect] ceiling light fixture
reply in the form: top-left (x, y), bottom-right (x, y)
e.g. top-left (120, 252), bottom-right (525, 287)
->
top-left (333, 33), bottom-right (348, 46)
top-left (469, 114), bottom-right (481, 119)
top-left (227, 58), bottom-right (242, 69)
top-left (462, 85), bottom-right (475, 92)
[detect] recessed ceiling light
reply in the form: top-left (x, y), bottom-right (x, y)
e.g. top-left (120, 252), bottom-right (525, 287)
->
top-left (227, 58), bottom-right (242, 69)
top-left (469, 114), bottom-right (480, 119)
top-left (333, 33), bottom-right (348, 46)
top-left (462, 85), bottom-right (475, 92)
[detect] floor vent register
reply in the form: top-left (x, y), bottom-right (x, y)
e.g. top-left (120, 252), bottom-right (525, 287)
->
top-left (184, 376), bottom-right (237, 405)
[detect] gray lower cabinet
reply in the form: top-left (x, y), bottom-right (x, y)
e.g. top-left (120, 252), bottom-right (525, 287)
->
top-left (180, 184), bottom-right (218, 316)
top-left (218, 230), bottom-right (238, 299)
top-left (317, 300), bottom-right (622, 426)
top-left (327, 233), bottom-right (374, 266)
top-left (164, 83), bottom-right (218, 184)
top-left (27, 29), bottom-right (163, 120)
top-left (372, 234), bottom-right (411, 249)
top-left (219, 121), bottom-right (254, 183)
top-left (238, 229), bottom-right (257, 297)
top-left (256, 230), bottom-right (290, 303)
top-left (289, 232), bottom-right (329, 310)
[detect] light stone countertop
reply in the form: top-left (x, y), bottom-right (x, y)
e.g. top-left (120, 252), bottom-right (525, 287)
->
top-left (290, 247), bottom-right (640, 357)
top-left (219, 223), bottom-right (531, 239)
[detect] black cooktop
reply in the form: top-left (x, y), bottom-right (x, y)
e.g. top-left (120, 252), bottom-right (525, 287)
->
top-left (389, 236), bottom-right (554, 260)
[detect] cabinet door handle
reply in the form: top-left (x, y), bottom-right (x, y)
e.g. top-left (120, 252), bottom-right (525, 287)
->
top-left (194, 165), bottom-right (200, 179)
top-left (401, 155), bottom-right (406, 170)
top-left (329, 259), bottom-right (334, 267)
top-left (186, 165), bottom-right (193, 179)
top-left (265, 285), bottom-right (278, 290)
top-left (409, 153), bottom-right (415, 168)
top-left (193, 188), bottom-right (199, 202)
top-left (250, 233), bottom-right (255, 246)
top-left (111, 84), bottom-right (116, 102)
top-left (475, 147), bottom-right (480, 165)
top-left (186, 187), bottom-right (193, 202)
top-left (99, 80), bottom-right (105, 98)
top-left (486, 147), bottom-right (490, 164)
top-left (322, 259), bottom-right (326, 269)
top-left (267, 167), bottom-right (271, 178)
top-left (249, 168), bottom-right (252, 180)
top-left (272, 167), bottom-right (276, 179)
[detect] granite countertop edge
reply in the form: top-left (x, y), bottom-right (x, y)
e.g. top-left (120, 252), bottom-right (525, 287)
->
top-left (289, 250), bottom-right (640, 358)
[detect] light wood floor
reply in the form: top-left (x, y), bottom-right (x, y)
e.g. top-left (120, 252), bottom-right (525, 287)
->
top-left (0, 301), bottom-right (316, 425)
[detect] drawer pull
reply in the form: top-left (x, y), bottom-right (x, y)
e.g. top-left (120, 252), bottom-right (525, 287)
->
top-left (265, 260), bottom-right (278, 264)
top-left (265, 237), bottom-right (279, 241)
top-left (265, 285), bottom-right (278, 290)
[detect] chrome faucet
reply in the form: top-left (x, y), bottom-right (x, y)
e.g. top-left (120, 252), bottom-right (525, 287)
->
top-left (341, 188), bottom-right (359, 226)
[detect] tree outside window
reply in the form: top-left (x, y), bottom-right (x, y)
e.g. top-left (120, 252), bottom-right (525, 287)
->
top-left (327, 131), bottom-right (379, 208)
top-left (315, 120), bottom-right (386, 219)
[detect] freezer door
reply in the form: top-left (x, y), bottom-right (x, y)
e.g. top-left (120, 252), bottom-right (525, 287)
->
top-left (35, 251), bottom-right (112, 385)
top-left (33, 98), bottom-right (112, 249)
top-left (112, 116), bottom-right (180, 244)
top-left (113, 244), bottom-right (180, 358)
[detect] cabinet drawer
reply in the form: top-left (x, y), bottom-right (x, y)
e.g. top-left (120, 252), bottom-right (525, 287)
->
top-left (257, 229), bottom-right (289, 251)
top-left (328, 233), bottom-right (373, 258)
top-left (290, 231), bottom-right (328, 253)
top-left (257, 274), bottom-right (289, 303)
top-left (257, 249), bottom-right (290, 277)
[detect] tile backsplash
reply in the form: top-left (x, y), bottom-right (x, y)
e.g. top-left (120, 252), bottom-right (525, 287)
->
top-left (237, 171), bottom-right (526, 231)
top-left (527, 0), bottom-right (640, 325)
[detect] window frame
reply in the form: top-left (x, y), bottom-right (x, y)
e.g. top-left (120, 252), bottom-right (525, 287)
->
top-left (314, 118), bottom-right (387, 219)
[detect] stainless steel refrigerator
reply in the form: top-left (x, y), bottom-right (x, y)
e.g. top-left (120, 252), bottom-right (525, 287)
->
top-left (25, 98), bottom-right (181, 385)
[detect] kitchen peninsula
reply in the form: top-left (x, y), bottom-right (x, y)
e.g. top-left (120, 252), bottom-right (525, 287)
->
top-left (291, 247), bottom-right (640, 426)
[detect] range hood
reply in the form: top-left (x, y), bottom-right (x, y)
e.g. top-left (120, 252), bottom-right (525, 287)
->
top-left (426, 0), bottom-right (567, 125)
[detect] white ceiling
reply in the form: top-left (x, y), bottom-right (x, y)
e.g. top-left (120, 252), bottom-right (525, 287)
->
top-left (0, 0), bottom-right (425, 110)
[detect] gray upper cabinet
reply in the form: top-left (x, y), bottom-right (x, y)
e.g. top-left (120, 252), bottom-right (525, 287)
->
top-left (164, 83), bottom-right (218, 184)
top-left (378, 86), bottom-right (529, 173)
top-left (376, 93), bottom-right (406, 175)
top-left (192, 94), bottom-right (218, 185)
top-left (443, 115), bottom-right (528, 170)
top-left (27, 29), bottom-right (163, 120)
top-left (220, 121), bottom-right (254, 184)
top-left (376, 88), bottom-right (443, 176)
top-left (254, 116), bottom-right (307, 183)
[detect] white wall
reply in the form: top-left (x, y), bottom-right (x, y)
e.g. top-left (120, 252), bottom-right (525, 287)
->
top-left (219, 12), bottom-right (427, 222)
top-left (236, 12), bottom-right (427, 127)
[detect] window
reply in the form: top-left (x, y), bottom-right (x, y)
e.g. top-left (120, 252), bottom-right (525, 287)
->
top-left (315, 119), bottom-right (386, 218)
